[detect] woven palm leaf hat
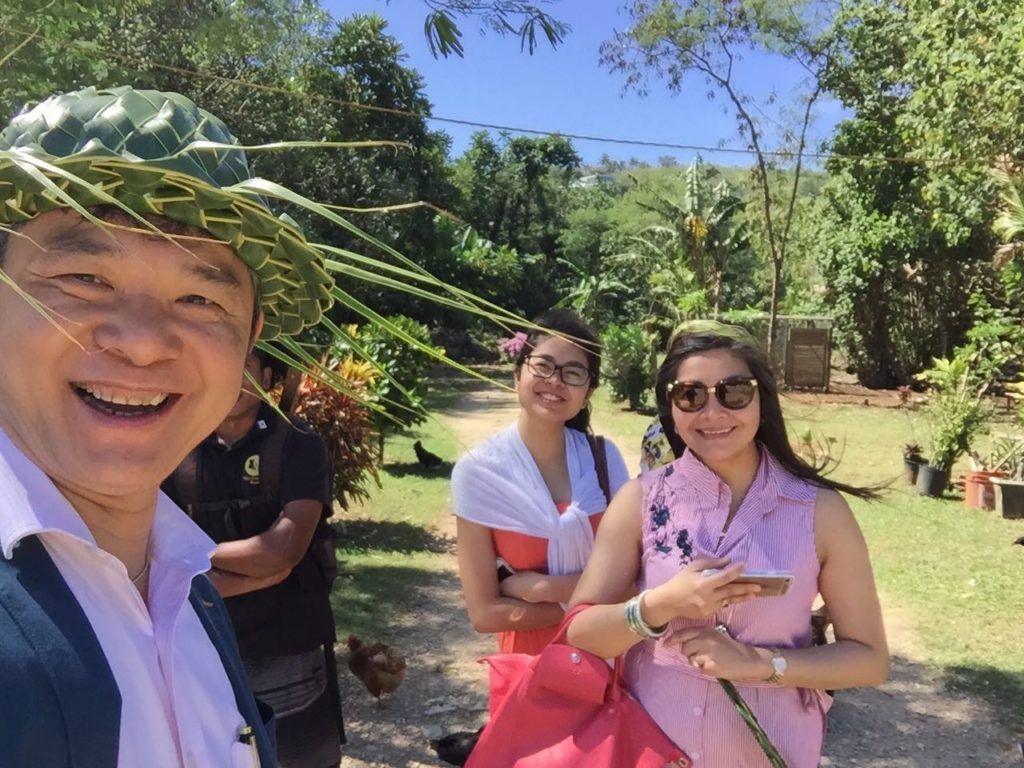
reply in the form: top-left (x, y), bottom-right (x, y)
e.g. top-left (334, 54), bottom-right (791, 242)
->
top-left (0, 85), bottom-right (334, 339)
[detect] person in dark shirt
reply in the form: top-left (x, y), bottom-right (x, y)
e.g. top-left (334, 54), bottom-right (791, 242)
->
top-left (164, 348), bottom-right (344, 768)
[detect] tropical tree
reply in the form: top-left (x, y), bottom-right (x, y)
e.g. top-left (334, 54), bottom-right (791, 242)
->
top-left (813, 0), bottom-right (1021, 386)
top-left (555, 255), bottom-right (629, 329)
top-left (994, 167), bottom-right (1024, 252)
top-left (421, 0), bottom-right (569, 57)
top-left (600, 0), bottom-right (836, 355)
top-left (608, 226), bottom-right (707, 338)
top-left (1, 0), bottom-right (332, 123)
top-left (451, 131), bottom-right (581, 316)
top-left (628, 156), bottom-right (751, 314)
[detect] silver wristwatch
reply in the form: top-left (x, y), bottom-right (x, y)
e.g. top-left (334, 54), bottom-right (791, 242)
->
top-left (766, 649), bottom-right (787, 685)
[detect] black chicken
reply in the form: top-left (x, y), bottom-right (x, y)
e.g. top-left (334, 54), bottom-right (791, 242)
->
top-left (430, 727), bottom-right (483, 766)
top-left (414, 440), bottom-right (444, 469)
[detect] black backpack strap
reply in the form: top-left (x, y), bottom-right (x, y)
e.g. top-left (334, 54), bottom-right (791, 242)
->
top-left (169, 449), bottom-right (201, 515)
top-left (587, 434), bottom-right (611, 505)
top-left (258, 414), bottom-right (289, 511)
top-left (189, 574), bottom-right (277, 767)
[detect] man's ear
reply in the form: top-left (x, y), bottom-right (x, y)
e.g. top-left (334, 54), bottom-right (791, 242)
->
top-left (249, 309), bottom-right (264, 346)
top-left (260, 366), bottom-right (273, 390)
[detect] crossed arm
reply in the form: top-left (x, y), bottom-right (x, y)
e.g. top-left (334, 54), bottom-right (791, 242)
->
top-left (456, 517), bottom-right (580, 635)
top-left (208, 499), bottom-right (323, 598)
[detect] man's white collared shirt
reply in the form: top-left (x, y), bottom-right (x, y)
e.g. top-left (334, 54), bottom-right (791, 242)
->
top-left (0, 429), bottom-right (256, 768)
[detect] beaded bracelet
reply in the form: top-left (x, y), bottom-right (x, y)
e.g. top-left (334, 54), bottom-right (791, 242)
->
top-left (625, 589), bottom-right (668, 638)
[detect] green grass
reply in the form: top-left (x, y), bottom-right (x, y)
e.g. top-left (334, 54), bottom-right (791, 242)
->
top-left (334, 369), bottom-right (1024, 723)
top-left (785, 400), bottom-right (1024, 726)
top-left (331, 407), bottom-right (461, 641)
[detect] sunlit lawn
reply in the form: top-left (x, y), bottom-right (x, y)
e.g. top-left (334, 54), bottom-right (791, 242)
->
top-left (337, 369), bottom-right (1024, 721)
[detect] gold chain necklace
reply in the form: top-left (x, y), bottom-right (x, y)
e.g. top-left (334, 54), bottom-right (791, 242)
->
top-left (129, 556), bottom-right (151, 586)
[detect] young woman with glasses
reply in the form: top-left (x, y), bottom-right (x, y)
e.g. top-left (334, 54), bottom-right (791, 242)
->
top-left (565, 320), bottom-right (889, 767)
top-left (451, 310), bottom-right (630, 654)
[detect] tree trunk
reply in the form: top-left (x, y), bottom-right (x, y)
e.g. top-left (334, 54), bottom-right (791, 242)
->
top-left (768, 258), bottom-right (781, 365)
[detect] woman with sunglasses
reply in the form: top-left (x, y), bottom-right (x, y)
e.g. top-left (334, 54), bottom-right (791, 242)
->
top-left (566, 320), bottom-right (888, 767)
top-left (451, 310), bottom-right (630, 654)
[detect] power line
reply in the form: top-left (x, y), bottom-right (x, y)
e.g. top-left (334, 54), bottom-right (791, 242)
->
top-left (0, 22), bottom-right (1000, 170)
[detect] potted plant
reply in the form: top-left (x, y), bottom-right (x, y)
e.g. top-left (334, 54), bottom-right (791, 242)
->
top-left (988, 395), bottom-right (1024, 518)
top-left (964, 438), bottom-right (1021, 509)
top-left (902, 443), bottom-right (925, 485)
top-left (915, 356), bottom-right (989, 498)
top-left (991, 442), bottom-right (1024, 519)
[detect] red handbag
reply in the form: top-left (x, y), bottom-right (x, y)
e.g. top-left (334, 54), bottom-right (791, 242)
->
top-left (467, 606), bottom-right (692, 768)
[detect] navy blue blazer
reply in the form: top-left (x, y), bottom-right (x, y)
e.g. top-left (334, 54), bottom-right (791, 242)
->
top-left (0, 535), bottom-right (276, 767)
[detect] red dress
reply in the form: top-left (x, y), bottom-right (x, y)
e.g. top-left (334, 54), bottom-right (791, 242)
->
top-left (492, 502), bottom-right (603, 654)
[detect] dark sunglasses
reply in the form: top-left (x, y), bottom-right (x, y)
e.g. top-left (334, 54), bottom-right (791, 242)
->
top-left (524, 355), bottom-right (593, 387)
top-left (666, 376), bottom-right (759, 412)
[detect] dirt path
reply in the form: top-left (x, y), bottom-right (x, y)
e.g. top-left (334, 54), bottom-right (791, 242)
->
top-left (338, 388), bottom-right (1017, 767)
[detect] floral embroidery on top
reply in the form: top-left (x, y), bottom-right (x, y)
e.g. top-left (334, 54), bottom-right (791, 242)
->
top-left (675, 529), bottom-right (693, 560)
top-left (647, 472), bottom-right (694, 565)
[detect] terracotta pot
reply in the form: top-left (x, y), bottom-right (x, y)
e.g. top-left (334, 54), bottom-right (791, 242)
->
top-left (963, 471), bottom-right (1007, 509)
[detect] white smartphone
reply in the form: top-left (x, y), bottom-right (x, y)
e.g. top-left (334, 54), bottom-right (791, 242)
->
top-left (703, 568), bottom-right (794, 597)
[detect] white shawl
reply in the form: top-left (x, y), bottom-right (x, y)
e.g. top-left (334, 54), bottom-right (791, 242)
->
top-left (450, 424), bottom-right (610, 575)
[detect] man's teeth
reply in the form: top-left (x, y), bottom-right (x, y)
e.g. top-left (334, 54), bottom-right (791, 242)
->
top-left (78, 384), bottom-right (168, 407)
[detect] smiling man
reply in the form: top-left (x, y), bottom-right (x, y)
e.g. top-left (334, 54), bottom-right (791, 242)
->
top-left (0, 87), bottom-right (334, 767)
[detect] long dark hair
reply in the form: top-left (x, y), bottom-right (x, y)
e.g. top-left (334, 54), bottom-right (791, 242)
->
top-left (655, 327), bottom-right (879, 500)
top-left (514, 309), bottom-right (601, 434)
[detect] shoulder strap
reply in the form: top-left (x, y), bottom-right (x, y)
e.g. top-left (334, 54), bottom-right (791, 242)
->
top-left (189, 574), bottom-right (277, 767)
top-left (587, 434), bottom-right (611, 505)
top-left (169, 449), bottom-right (201, 513)
top-left (258, 414), bottom-right (290, 508)
top-left (0, 536), bottom-right (121, 767)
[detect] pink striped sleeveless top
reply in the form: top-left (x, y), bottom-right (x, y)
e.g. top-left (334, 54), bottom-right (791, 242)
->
top-left (624, 448), bottom-right (832, 768)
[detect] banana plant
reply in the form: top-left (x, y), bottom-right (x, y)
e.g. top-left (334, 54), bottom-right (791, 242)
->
top-left (627, 156), bottom-right (750, 314)
top-left (554, 255), bottom-right (629, 328)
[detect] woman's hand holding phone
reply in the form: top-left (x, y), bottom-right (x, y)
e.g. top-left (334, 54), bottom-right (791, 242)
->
top-left (713, 569), bottom-right (794, 597)
top-left (643, 558), bottom-right (762, 625)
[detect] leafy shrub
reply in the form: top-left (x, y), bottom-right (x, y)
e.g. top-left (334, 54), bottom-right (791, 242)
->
top-left (349, 315), bottom-right (441, 458)
top-left (916, 355), bottom-right (989, 472)
top-left (292, 359), bottom-right (380, 510)
top-left (601, 323), bottom-right (652, 410)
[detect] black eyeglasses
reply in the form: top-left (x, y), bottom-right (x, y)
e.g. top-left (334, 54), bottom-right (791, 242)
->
top-left (666, 376), bottom-right (758, 412)
top-left (524, 355), bottom-right (593, 387)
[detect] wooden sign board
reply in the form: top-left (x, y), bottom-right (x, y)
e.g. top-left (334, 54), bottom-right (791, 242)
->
top-left (785, 327), bottom-right (831, 390)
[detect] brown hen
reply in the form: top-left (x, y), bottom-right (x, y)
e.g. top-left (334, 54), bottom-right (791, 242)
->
top-left (346, 634), bottom-right (406, 707)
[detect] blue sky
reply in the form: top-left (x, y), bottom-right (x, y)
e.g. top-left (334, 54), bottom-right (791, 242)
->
top-left (324, 1), bottom-right (845, 167)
